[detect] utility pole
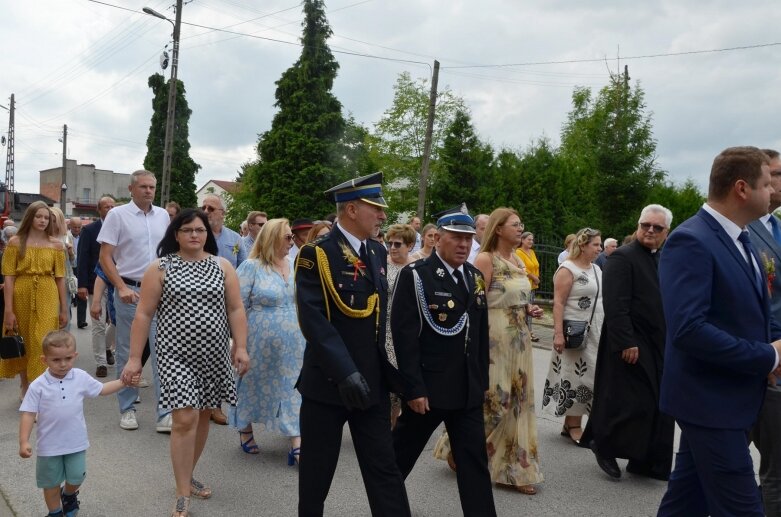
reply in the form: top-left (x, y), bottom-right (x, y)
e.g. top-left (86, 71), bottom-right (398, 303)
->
top-left (3, 93), bottom-right (13, 191)
top-left (61, 124), bottom-right (67, 212)
top-left (160, 0), bottom-right (183, 207)
top-left (417, 59), bottom-right (439, 221)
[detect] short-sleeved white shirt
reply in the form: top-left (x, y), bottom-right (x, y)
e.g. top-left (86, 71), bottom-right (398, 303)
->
top-left (97, 200), bottom-right (170, 281)
top-left (19, 368), bottom-right (103, 457)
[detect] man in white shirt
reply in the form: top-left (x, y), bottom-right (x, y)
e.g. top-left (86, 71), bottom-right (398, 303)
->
top-left (98, 170), bottom-right (171, 432)
top-left (467, 213), bottom-right (489, 263)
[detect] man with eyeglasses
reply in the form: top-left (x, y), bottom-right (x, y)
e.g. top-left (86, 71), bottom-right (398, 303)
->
top-left (200, 194), bottom-right (245, 425)
top-left (747, 149), bottom-right (781, 516)
top-left (658, 147), bottom-right (781, 516)
top-left (201, 194), bottom-right (246, 270)
top-left (583, 204), bottom-right (675, 481)
top-left (97, 171), bottom-right (171, 432)
top-left (241, 210), bottom-right (268, 254)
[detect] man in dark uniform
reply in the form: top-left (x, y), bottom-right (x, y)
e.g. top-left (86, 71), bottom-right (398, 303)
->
top-left (582, 204), bottom-right (675, 480)
top-left (294, 172), bottom-right (411, 517)
top-left (391, 205), bottom-right (497, 517)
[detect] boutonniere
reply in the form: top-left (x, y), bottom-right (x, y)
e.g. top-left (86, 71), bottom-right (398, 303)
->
top-left (762, 251), bottom-right (776, 294)
top-left (232, 243), bottom-right (240, 255)
top-left (474, 275), bottom-right (486, 296)
top-left (339, 241), bottom-right (367, 280)
top-left (436, 268), bottom-right (445, 278)
top-left (380, 266), bottom-right (386, 276)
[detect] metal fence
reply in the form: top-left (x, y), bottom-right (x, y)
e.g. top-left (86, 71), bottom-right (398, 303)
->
top-left (530, 235), bottom-right (565, 303)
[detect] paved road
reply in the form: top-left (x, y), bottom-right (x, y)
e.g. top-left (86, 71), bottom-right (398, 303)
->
top-left (0, 322), bottom-right (757, 516)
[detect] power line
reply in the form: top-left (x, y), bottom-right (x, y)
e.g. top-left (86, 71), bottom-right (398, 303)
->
top-left (443, 41), bottom-right (781, 69)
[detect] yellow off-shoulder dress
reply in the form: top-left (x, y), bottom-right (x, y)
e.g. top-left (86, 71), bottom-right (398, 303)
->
top-left (0, 245), bottom-right (65, 381)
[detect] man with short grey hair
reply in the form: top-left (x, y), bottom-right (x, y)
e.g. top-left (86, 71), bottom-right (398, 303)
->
top-left (594, 237), bottom-right (618, 269)
top-left (98, 171), bottom-right (171, 432)
top-left (467, 213), bottom-right (489, 263)
top-left (202, 194), bottom-right (246, 269)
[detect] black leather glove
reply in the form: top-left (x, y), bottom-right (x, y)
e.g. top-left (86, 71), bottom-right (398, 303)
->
top-left (337, 371), bottom-right (371, 411)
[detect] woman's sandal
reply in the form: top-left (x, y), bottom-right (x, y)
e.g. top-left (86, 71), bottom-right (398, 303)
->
top-left (190, 478), bottom-right (212, 499)
top-left (288, 447), bottom-right (301, 466)
top-left (171, 496), bottom-right (190, 517)
top-left (530, 334), bottom-right (540, 342)
top-left (239, 430), bottom-right (259, 454)
top-left (446, 452), bottom-right (457, 472)
top-left (516, 485), bottom-right (537, 495)
top-left (561, 424), bottom-right (581, 445)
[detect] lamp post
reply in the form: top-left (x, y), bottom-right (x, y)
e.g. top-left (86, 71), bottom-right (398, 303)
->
top-left (143, 1), bottom-right (182, 207)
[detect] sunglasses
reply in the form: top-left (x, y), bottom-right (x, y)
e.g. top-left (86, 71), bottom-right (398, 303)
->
top-left (639, 222), bottom-right (665, 233)
top-left (388, 241), bottom-right (406, 249)
top-left (284, 234), bottom-right (294, 241)
top-left (249, 221), bottom-right (265, 227)
top-left (200, 206), bottom-right (223, 213)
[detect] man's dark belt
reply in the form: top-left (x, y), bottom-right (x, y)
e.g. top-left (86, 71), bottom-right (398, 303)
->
top-left (120, 276), bottom-right (141, 287)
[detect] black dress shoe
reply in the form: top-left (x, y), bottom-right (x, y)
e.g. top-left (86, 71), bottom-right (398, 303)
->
top-left (590, 441), bottom-right (621, 479)
top-left (106, 350), bottom-right (115, 365)
top-left (626, 461), bottom-right (669, 481)
top-left (77, 323), bottom-right (88, 329)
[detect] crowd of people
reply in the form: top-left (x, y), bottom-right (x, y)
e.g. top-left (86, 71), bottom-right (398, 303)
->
top-left (4, 144), bottom-right (781, 517)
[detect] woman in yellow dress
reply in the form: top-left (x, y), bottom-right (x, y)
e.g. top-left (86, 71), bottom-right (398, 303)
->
top-left (1, 201), bottom-right (68, 396)
top-left (515, 231), bottom-right (541, 342)
top-left (434, 208), bottom-right (544, 494)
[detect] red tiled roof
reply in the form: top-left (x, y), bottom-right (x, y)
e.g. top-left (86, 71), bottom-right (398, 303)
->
top-left (209, 180), bottom-right (239, 192)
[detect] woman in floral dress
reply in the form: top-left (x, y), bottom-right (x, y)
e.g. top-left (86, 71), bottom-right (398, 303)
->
top-left (229, 218), bottom-right (305, 466)
top-left (542, 227), bottom-right (604, 444)
top-left (435, 207), bottom-right (544, 494)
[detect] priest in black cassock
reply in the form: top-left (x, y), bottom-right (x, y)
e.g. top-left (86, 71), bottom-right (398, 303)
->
top-left (581, 204), bottom-right (675, 481)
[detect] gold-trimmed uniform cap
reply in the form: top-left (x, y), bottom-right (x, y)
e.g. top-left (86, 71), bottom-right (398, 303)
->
top-left (324, 172), bottom-right (387, 208)
top-left (433, 203), bottom-right (476, 234)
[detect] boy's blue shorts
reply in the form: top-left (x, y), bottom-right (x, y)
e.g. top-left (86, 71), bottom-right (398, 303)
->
top-left (36, 451), bottom-right (86, 489)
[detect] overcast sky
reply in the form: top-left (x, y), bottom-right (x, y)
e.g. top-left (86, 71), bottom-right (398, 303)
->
top-left (1, 0), bottom-right (779, 200)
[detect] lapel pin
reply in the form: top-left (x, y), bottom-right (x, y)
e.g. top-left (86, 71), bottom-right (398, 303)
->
top-left (436, 268), bottom-right (445, 278)
top-left (438, 313), bottom-right (447, 322)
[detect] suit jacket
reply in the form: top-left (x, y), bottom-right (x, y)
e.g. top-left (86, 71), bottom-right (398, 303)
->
top-left (294, 225), bottom-right (394, 406)
top-left (77, 219), bottom-right (102, 293)
top-left (584, 240), bottom-right (673, 462)
top-left (659, 208), bottom-right (779, 429)
top-left (391, 253), bottom-right (489, 410)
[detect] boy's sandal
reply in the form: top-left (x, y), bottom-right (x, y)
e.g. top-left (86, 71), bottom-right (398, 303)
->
top-left (190, 478), bottom-right (212, 499)
top-left (171, 496), bottom-right (190, 517)
top-left (239, 430), bottom-right (259, 454)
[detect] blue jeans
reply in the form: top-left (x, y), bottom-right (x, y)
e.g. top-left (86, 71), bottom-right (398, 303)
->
top-left (114, 286), bottom-right (169, 421)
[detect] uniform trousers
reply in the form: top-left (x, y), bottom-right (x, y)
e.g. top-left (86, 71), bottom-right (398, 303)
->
top-left (298, 395), bottom-right (411, 517)
top-left (393, 405), bottom-right (497, 517)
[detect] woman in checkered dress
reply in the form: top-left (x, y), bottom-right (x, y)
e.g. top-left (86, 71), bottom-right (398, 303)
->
top-left (120, 208), bottom-right (250, 517)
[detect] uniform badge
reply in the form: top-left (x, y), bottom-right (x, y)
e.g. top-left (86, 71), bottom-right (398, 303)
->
top-left (436, 268), bottom-right (445, 278)
top-left (476, 297), bottom-right (482, 306)
top-left (438, 313), bottom-right (447, 322)
top-left (428, 304), bottom-right (438, 310)
top-left (447, 300), bottom-right (455, 309)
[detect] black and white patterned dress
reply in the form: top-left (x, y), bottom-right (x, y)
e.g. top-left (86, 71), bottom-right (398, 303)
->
top-left (155, 253), bottom-right (237, 410)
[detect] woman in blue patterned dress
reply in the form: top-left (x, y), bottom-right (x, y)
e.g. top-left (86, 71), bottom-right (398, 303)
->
top-left (230, 218), bottom-right (305, 466)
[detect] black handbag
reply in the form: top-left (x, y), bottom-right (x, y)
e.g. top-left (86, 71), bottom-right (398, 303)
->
top-left (562, 265), bottom-right (600, 351)
top-left (0, 331), bottom-right (25, 359)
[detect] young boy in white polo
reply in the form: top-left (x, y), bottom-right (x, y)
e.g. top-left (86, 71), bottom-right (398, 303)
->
top-left (18, 330), bottom-right (138, 517)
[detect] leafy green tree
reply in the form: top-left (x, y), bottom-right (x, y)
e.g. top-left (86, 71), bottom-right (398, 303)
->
top-left (429, 110), bottom-right (494, 214)
top-left (560, 73), bottom-right (665, 237)
top-left (646, 178), bottom-right (705, 230)
top-left (370, 72), bottom-right (466, 222)
top-left (230, 0), bottom-right (345, 222)
top-left (143, 73), bottom-right (200, 208)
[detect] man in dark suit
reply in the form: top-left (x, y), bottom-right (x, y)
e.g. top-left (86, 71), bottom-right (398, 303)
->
top-left (294, 172), bottom-right (411, 517)
top-left (658, 146), bottom-right (781, 516)
top-left (76, 196), bottom-right (115, 378)
top-left (391, 205), bottom-right (496, 517)
top-left (583, 204), bottom-right (675, 481)
top-left (748, 148), bottom-right (781, 516)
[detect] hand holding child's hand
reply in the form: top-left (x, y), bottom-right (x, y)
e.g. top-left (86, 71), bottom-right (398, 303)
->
top-left (19, 442), bottom-right (32, 458)
top-left (123, 374), bottom-right (141, 387)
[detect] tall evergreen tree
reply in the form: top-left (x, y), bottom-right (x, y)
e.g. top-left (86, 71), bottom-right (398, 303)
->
top-left (559, 73), bottom-right (665, 237)
top-left (232, 0), bottom-right (345, 221)
top-left (143, 73), bottom-right (199, 208)
top-left (429, 110), bottom-right (493, 214)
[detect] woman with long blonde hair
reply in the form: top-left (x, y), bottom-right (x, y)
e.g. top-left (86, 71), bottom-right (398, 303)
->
top-left (230, 219), bottom-right (305, 465)
top-left (1, 201), bottom-right (68, 396)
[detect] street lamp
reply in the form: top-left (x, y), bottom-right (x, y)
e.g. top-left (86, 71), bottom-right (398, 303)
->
top-left (143, 1), bottom-right (183, 207)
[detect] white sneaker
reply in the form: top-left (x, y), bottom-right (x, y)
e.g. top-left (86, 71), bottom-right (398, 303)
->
top-left (137, 377), bottom-right (150, 388)
top-left (156, 413), bottom-right (173, 433)
top-left (120, 411), bottom-right (139, 430)
top-left (134, 394), bottom-right (141, 403)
